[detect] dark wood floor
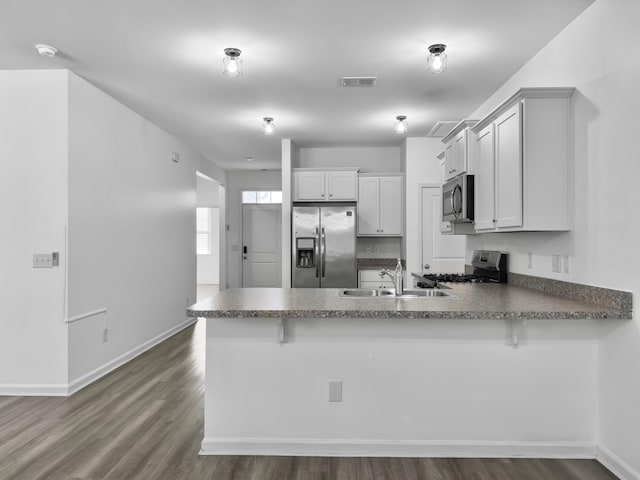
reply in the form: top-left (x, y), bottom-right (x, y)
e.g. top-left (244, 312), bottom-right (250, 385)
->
top-left (0, 321), bottom-right (618, 480)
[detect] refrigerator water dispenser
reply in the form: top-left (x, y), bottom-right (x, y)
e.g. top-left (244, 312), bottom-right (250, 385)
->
top-left (296, 238), bottom-right (315, 267)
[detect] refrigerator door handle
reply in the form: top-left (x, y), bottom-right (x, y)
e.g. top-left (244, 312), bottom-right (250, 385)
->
top-left (321, 227), bottom-right (326, 278)
top-left (315, 228), bottom-right (320, 278)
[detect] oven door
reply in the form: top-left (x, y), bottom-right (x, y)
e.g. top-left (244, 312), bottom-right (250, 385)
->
top-left (442, 175), bottom-right (474, 223)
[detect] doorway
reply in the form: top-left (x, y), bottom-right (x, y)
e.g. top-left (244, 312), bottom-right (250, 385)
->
top-left (421, 185), bottom-right (466, 273)
top-left (196, 172), bottom-right (223, 300)
top-left (242, 204), bottom-right (282, 287)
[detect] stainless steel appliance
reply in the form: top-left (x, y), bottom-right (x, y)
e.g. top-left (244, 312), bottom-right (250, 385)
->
top-left (442, 174), bottom-right (474, 223)
top-left (413, 250), bottom-right (508, 288)
top-left (292, 203), bottom-right (357, 288)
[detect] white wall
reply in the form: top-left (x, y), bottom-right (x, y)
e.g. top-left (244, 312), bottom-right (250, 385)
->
top-left (67, 72), bottom-right (199, 388)
top-left (403, 137), bottom-right (451, 275)
top-left (465, 0), bottom-right (640, 475)
top-left (0, 70), bottom-right (70, 393)
top-left (296, 146), bottom-right (401, 172)
top-left (226, 170), bottom-right (282, 288)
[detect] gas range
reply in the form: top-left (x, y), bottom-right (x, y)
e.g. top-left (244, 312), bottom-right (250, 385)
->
top-left (413, 251), bottom-right (508, 288)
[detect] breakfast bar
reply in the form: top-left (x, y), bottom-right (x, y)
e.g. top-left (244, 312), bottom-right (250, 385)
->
top-left (188, 283), bottom-right (631, 457)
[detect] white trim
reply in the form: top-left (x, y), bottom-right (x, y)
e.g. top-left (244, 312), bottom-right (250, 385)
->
top-left (200, 438), bottom-right (597, 458)
top-left (68, 318), bottom-right (197, 395)
top-left (0, 318), bottom-right (196, 397)
top-left (66, 308), bottom-right (107, 324)
top-left (0, 383), bottom-right (70, 396)
top-left (597, 444), bottom-right (640, 480)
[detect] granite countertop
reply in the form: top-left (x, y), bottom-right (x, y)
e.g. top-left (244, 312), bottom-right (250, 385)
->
top-left (187, 283), bottom-right (632, 320)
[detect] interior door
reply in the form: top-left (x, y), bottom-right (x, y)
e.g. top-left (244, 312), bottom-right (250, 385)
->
top-left (421, 186), bottom-right (466, 273)
top-left (242, 204), bottom-right (282, 287)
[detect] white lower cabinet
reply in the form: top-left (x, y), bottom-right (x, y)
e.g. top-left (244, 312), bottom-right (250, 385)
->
top-left (357, 175), bottom-right (403, 236)
top-left (358, 269), bottom-right (394, 289)
top-left (471, 87), bottom-right (574, 233)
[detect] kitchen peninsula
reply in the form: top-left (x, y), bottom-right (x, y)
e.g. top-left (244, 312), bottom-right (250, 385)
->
top-left (188, 283), bottom-right (631, 458)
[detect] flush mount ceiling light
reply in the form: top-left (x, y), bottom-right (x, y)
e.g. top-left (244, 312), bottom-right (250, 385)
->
top-left (35, 44), bottom-right (58, 57)
top-left (223, 47), bottom-right (242, 77)
top-left (394, 116), bottom-right (408, 135)
top-left (245, 156), bottom-right (255, 162)
top-left (427, 44), bottom-right (447, 74)
top-left (262, 117), bottom-right (275, 135)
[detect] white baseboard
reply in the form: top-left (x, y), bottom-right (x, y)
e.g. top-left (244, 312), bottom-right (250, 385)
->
top-left (597, 444), bottom-right (640, 480)
top-left (200, 438), bottom-right (597, 458)
top-left (0, 383), bottom-right (70, 396)
top-left (0, 318), bottom-right (196, 397)
top-left (68, 318), bottom-right (197, 395)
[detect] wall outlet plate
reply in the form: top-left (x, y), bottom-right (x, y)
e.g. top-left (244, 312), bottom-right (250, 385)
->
top-left (33, 253), bottom-right (53, 268)
top-left (563, 255), bottom-right (569, 273)
top-left (329, 381), bottom-right (342, 402)
top-left (552, 254), bottom-right (561, 273)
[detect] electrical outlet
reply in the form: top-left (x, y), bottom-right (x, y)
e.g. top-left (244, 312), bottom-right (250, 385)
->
top-left (527, 252), bottom-right (533, 269)
top-left (365, 245), bottom-right (373, 255)
top-left (33, 253), bottom-right (53, 268)
top-left (102, 328), bottom-right (109, 343)
top-left (329, 381), bottom-right (342, 402)
top-left (551, 254), bottom-right (561, 273)
top-left (563, 255), bottom-right (569, 273)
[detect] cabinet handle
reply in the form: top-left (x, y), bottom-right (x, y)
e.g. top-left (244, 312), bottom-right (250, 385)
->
top-left (329, 194), bottom-right (333, 197)
top-left (380, 229), bottom-right (384, 232)
top-left (321, 193), bottom-right (325, 197)
top-left (493, 219), bottom-right (497, 223)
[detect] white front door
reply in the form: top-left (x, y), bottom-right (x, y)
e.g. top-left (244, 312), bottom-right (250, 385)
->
top-left (421, 186), bottom-right (466, 274)
top-left (242, 204), bottom-right (282, 287)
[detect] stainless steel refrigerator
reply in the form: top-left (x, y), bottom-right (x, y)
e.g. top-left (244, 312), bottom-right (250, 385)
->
top-left (292, 203), bottom-right (357, 288)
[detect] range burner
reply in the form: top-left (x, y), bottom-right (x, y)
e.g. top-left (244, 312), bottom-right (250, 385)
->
top-left (414, 250), bottom-right (508, 288)
top-left (422, 273), bottom-right (498, 283)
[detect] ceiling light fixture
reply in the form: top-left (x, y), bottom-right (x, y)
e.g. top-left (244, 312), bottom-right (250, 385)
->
top-left (223, 48), bottom-right (242, 77)
top-left (394, 116), bottom-right (408, 135)
top-left (427, 44), bottom-right (447, 74)
top-left (35, 44), bottom-right (58, 57)
top-left (245, 156), bottom-right (255, 162)
top-left (262, 117), bottom-right (275, 135)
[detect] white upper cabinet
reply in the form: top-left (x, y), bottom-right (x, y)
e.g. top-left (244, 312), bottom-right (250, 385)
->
top-left (357, 175), bottom-right (403, 236)
top-left (471, 87), bottom-right (575, 233)
top-left (293, 168), bottom-right (358, 202)
top-left (442, 120), bottom-right (477, 182)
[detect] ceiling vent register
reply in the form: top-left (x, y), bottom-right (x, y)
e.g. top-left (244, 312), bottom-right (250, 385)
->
top-left (341, 77), bottom-right (377, 87)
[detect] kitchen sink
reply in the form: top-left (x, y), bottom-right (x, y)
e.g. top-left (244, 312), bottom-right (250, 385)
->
top-left (339, 288), bottom-right (454, 298)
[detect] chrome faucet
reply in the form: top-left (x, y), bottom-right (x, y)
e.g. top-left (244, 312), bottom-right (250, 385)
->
top-left (380, 260), bottom-right (404, 296)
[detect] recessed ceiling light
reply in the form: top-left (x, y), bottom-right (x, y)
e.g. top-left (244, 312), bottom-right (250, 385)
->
top-left (35, 44), bottom-right (58, 58)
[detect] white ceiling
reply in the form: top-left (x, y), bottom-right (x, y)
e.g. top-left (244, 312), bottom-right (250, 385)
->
top-left (0, 0), bottom-right (594, 171)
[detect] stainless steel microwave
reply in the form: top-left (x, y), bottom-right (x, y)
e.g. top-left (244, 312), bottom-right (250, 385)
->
top-left (442, 175), bottom-right (474, 223)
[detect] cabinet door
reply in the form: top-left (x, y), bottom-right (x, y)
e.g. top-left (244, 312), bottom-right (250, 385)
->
top-left (378, 177), bottom-right (403, 235)
top-left (452, 130), bottom-right (468, 177)
top-left (494, 103), bottom-right (523, 228)
top-left (357, 177), bottom-right (380, 235)
top-left (443, 142), bottom-right (456, 181)
top-left (294, 171), bottom-right (326, 201)
top-left (474, 124), bottom-right (496, 231)
top-left (327, 171), bottom-right (357, 200)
